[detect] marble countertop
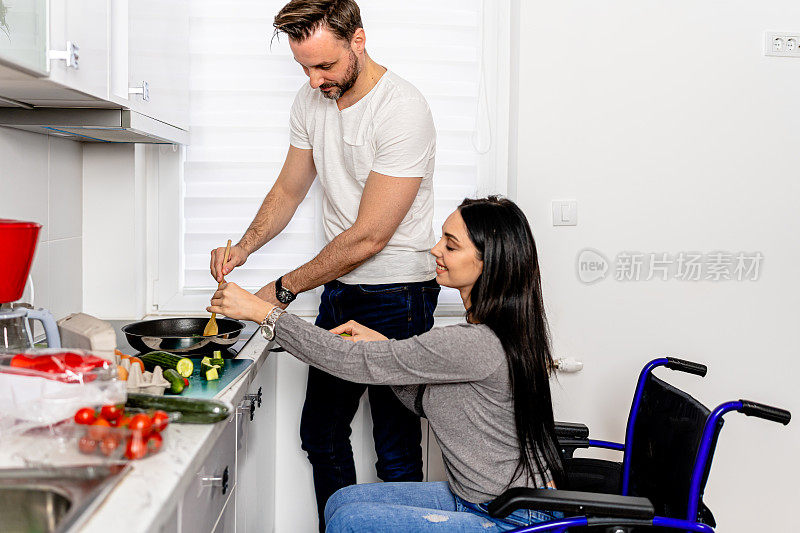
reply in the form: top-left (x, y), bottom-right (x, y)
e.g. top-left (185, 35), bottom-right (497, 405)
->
top-left (0, 328), bottom-right (273, 533)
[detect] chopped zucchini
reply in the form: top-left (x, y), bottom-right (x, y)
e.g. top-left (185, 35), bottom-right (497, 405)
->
top-left (141, 351), bottom-right (194, 378)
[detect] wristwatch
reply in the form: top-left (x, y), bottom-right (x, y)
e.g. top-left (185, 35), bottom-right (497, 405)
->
top-left (275, 276), bottom-right (297, 305)
top-left (260, 307), bottom-right (285, 341)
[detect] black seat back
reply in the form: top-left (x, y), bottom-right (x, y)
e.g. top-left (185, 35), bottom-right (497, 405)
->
top-left (626, 373), bottom-right (721, 524)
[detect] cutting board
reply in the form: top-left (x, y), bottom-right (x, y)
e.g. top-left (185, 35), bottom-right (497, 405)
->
top-left (175, 358), bottom-right (253, 400)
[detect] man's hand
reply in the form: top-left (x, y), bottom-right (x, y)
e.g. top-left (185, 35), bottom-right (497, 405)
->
top-left (210, 244), bottom-right (250, 283)
top-left (207, 282), bottom-right (274, 323)
top-left (254, 281), bottom-right (288, 310)
top-left (330, 321), bottom-right (388, 342)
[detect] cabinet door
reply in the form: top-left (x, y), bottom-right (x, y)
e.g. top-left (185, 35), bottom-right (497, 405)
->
top-left (48, 0), bottom-right (108, 98)
top-left (213, 487), bottom-right (236, 533)
top-left (236, 357), bottom-right (277, 533)
top-left (127, 0), bottom-right (189, 129)
top-left (234, 395), bottom-right (250, 532)
top-left (0, 0), bottom-right (47, 75)
top-left (181, 414), bottom-right (237, 533)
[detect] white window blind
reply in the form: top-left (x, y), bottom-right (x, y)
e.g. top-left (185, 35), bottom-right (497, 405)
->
top-left (157, 0), bottom-right (509, 315)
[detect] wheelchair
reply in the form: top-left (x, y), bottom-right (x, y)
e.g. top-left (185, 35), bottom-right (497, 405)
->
top-left (488, 357), bottom-right (791, 532)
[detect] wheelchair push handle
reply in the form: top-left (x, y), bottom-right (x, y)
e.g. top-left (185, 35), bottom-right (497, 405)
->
top-left (665, 357), bottom-right (707, 377)
top-left (739, 400), bottom-right (791, 425)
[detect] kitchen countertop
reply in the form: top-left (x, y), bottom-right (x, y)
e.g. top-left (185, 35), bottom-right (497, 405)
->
top-left (0, 326), bottom-right (273, 533)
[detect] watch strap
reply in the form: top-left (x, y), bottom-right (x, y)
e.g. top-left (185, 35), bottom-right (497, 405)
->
top-left (275, 276), bottom-right (297, 303)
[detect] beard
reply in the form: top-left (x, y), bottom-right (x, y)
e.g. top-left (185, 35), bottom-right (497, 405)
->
top-left (320, 51), bottom-right (360, 100)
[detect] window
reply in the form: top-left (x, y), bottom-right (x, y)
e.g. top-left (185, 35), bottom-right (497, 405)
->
top-left (151, 0), bottom-right (511, 316)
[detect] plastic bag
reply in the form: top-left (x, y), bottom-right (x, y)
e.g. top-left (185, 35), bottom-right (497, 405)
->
top-left (0, 349), bottom-right (126, 434)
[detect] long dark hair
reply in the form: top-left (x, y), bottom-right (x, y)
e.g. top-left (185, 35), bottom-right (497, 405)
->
top-left (459, 196), bottom-right (564, 488)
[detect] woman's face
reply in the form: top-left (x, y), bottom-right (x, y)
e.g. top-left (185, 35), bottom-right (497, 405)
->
top-left (431, 210), bottom-right (484, 297)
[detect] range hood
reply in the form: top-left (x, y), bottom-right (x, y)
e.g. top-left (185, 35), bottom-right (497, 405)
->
top-left (0, 108), bottom-right (188, 144)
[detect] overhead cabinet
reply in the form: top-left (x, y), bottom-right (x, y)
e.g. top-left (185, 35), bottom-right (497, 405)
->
top-left (0, 0), bottom-right (188, 143)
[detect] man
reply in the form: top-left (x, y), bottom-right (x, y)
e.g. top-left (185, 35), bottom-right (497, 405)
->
top-left (209, 0), bottom-right (439, 529)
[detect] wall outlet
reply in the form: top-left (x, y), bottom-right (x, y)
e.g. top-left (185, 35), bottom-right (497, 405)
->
top-left (765, 32), bottom-right (800, 57)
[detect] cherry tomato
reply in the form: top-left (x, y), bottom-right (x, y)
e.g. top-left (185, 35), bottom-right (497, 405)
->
top-left (124, 435), bottom-right (148, 460)
top-left (128, 414), bottom-right (152, 435)
top-left (146, 432), bottom-right (163, 454)
top-left (87, 418), bottom-right (111, 440)
top-left (183, 377), bottom-right (189, 387)
top-left (113, 415), bottom-right (132, 428)
top-left (78, 436), bottom-right (97, 454)
top-left (99, 435), bottom-right (121, 456)
top-left (74, 407), bottom-right (96, 425)
top-left (100, 404), bottom-right (123, 422)
top-left (150, 410), bottom-right (170, 433)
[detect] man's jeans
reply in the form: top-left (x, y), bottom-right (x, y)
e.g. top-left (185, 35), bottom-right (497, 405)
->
top-left (300, 279), bottom-right (441, 532)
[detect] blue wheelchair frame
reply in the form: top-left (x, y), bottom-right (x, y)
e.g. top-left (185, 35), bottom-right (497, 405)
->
top-left (499, 357), bottom-right (790, 533)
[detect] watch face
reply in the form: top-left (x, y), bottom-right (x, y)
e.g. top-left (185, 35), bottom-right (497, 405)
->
top-left (260, 324), bottom-right (275, 341)
top-left (276, 288), bottom-right (295, 304)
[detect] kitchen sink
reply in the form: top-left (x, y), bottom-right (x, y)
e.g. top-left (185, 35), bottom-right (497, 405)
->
top-left (0, 463), bottom-right (131, 533)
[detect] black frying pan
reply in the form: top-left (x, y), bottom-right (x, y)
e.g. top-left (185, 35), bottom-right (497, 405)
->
top-left (121, 317), bottom-right (245, 357)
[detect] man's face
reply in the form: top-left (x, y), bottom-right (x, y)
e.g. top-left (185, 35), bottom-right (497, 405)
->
top-left (290, 27), bottom-right (362, 100)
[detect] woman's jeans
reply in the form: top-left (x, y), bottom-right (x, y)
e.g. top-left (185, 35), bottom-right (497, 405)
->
top-left (300, 279), bottom-right (441, 532)
top-left (324, 481), bottom-right (562, 532)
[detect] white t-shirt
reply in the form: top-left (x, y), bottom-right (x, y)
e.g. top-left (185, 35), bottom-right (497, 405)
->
top-left (289, 70), bottom-right (437, 285)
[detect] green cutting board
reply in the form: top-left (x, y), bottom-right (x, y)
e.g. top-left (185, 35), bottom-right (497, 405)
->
top-left (173, 358), bottom-right (253, 400)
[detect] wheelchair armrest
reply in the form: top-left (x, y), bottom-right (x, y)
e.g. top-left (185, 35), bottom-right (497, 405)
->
top-left (555, 421), bottom-right (589, 439)
top-left (487, 487), bottom-right (655, 520)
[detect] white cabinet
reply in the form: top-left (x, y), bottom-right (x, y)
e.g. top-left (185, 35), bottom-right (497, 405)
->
top-left (0, 0), bottom-right (48, 75)
top-left (47, 0), bottom-right (109, 100)
top-left (235, 356), bottom-right (277, 533)
top-left (0, 0), bottom-right (189, 143)
top-left (180, 414), bottom-right (237, 533)
top-left (125, 0), bottom-right (189, 130)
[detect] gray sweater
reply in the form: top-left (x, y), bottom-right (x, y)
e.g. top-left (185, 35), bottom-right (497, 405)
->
top-left (274, 313), bottom-right (554, 503)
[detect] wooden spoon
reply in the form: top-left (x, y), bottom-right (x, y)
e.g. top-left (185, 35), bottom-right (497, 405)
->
top-left (203, 239), bottom-right (232, 337)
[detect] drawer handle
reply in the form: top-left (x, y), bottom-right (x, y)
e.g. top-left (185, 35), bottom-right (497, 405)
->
top-left (237, 398), bottom-right (256, 421)
top-left (245, 386), bottom-right (262, 408)
top-left (200, 466), bottom-right (230, 495)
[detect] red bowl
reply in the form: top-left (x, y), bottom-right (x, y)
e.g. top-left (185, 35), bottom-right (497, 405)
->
top-left (0, 219), bottom-right (41, 303)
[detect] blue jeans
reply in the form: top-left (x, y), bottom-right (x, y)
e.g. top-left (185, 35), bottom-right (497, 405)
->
top-left (300, 279), bottom-right (441, 532)
top-left (324, 481), bottom-right (562, 532)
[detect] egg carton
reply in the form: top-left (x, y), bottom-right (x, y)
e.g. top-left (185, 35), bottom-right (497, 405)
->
top-left (118, 358), bottom-right (169, 395)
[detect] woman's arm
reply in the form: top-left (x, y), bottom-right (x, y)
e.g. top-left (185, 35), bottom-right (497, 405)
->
top-left (206, 282), bottom-right (503, 386)
top-left (391, 385), bottom-right (426, 418)
top-left (275, 313), bottom-right (503, 386)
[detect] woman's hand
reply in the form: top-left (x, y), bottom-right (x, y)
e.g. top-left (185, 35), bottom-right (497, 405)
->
top-left (207, 282), bottom-right (273, 323)
top-left (330, 321), bottom-right (388, 342)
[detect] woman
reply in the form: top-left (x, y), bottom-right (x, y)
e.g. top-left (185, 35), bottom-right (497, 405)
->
top-left (209, 196), bottom-right (563, 531)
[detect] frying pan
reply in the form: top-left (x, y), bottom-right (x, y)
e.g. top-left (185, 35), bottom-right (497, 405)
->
top-left (122, 317), bottom-right (245, 356)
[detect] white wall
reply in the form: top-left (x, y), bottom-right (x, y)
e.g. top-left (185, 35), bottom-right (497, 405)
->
top-left (514, 2), bottom-right (799, 531)
top-left (0, 127), bottom-right (83, 324)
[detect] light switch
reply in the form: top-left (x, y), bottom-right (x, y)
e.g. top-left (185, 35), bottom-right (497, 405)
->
top-left (552, 200), bottom-right (577, 226)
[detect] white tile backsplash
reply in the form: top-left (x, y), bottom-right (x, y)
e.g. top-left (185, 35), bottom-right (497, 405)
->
top-left (0, 127), bottom-right (83, 324)
top-left (49, 237), bottom-right (82, 321)
top-left (48, 136), bottom-right (83, 240)
top-left (0, 128), bottom-right (49, 242)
